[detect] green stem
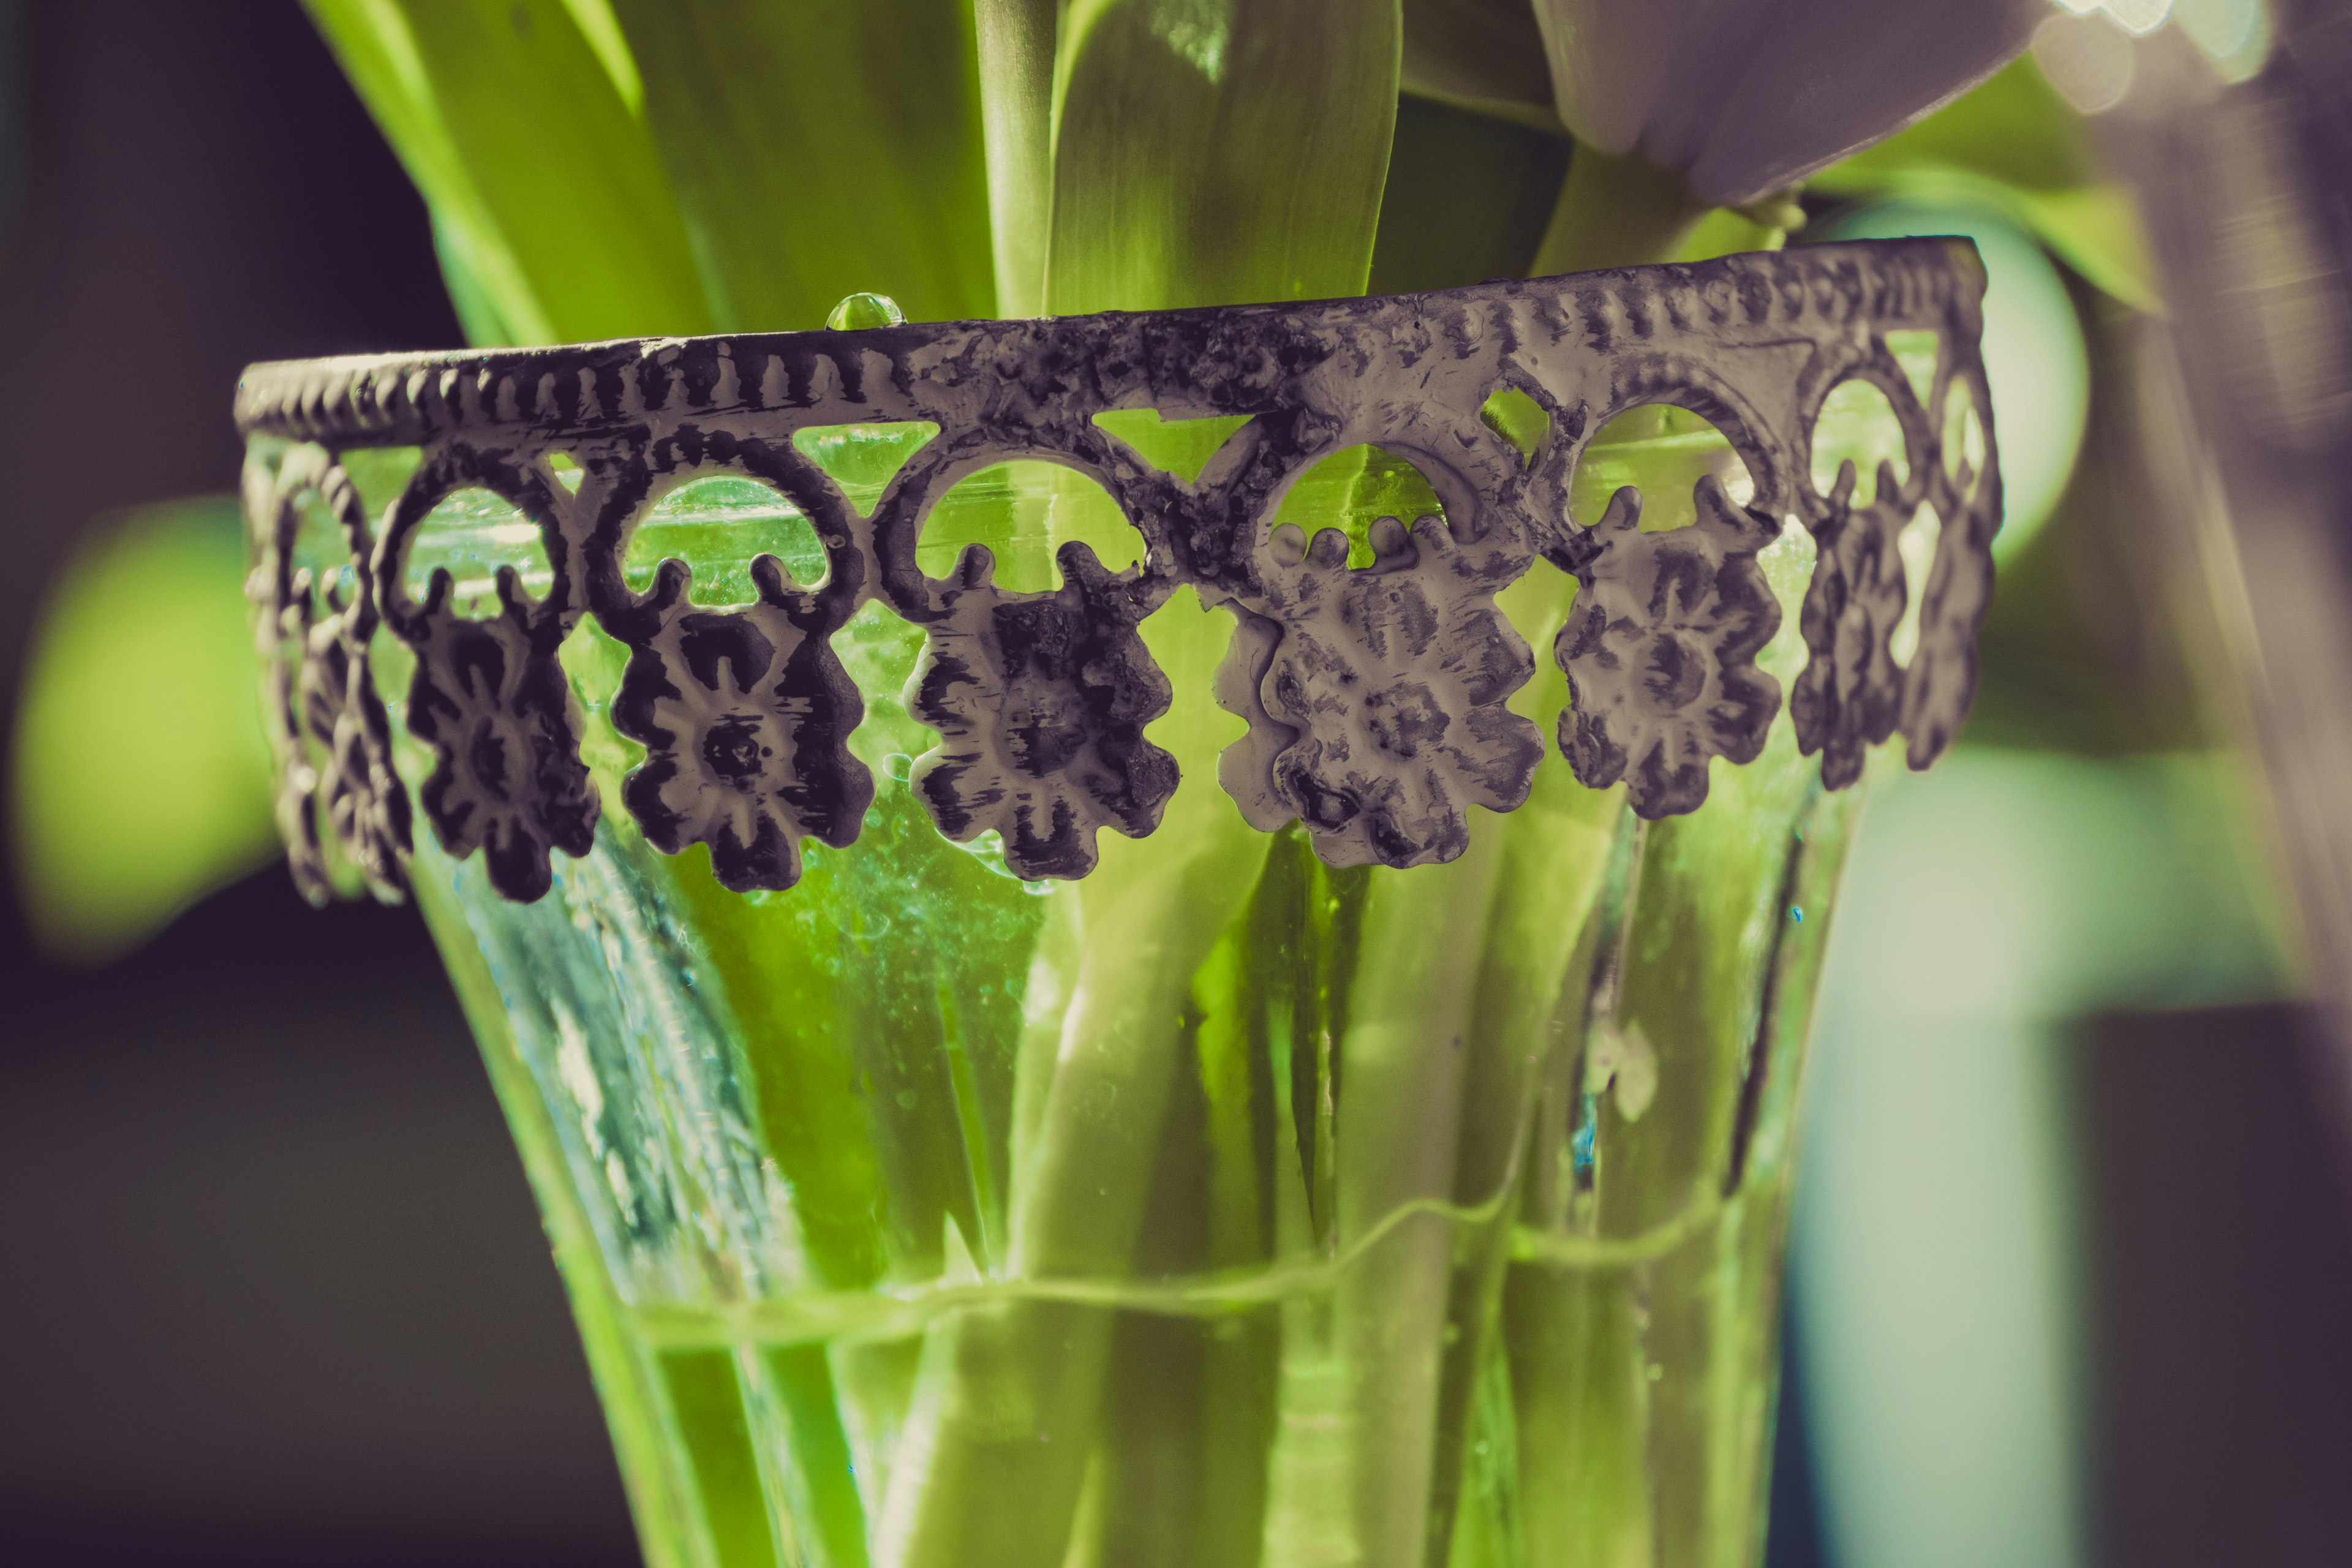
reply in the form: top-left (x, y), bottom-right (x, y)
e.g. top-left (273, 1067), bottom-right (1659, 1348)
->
top-left (1421, 782), bottom-right (1623, 1560)
top-left (1274, 832), bottom-right (1505, 1568)
top-left (1529, 143), bottom-right (1713, 277)
top-left (876, 813), bottom-right (1266, 1567)
top-left (1065, 959), bottom-right (1282, 1568)
top-left (972, 0), bottom-right (1055, 317)
top-left (1061, 830), bottom-right (1353, 1568)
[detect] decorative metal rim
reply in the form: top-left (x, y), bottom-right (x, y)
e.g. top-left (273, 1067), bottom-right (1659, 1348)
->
top-left (240, 239), bottom-right (2002, 903)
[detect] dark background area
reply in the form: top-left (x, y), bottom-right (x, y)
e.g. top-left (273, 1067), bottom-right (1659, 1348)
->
top-left (1, 6), bottom-right (2349, 1566)
top-left (0, 4), bottom-right (632, 1563)
top-left (2078, 1003), bottom-right (2352, 1568)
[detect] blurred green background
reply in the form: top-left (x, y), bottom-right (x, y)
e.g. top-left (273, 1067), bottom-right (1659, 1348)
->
top-left (2, 4), bottom-right (2347, 1567)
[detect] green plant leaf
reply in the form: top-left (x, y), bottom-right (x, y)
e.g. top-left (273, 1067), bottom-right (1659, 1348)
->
top-left (1370, 92), bottom-right (1567, 295)
top-left (1399, 0), bottom-right (1561, 133)
top-left (611, 0), bottom-right (996, 330)
top-left (432, 210), bottom-right (524, 345)
top-left (303, 0), bottom-right (714, 343)
top-left (1046, 0), bottom-right (1404, 313)
top-left (1812, 56), bottom-right (2160, 313)
top-left (12, 498), bottom-right (277, 962)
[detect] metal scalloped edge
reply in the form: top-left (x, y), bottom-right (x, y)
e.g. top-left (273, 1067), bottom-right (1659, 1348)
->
top-left (238, 239), bottom-right (2001, 900)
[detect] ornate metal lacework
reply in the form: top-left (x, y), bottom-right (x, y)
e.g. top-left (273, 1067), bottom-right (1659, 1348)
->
top-left (238, 239), bottom-right (2001, 903)
top-left (244, 443), bottom-right (413, 901)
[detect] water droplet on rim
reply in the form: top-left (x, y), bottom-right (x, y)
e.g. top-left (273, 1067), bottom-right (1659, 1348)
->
top-left (827, 292), bottom-right (906, 331)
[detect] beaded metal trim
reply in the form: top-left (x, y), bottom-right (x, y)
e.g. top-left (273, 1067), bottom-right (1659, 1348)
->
top-left (238, 239), bottom-right (2000, 903)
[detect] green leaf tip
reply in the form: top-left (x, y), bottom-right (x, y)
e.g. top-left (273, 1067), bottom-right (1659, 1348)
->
top-left (1045, 0), bottom-right (1401, 314)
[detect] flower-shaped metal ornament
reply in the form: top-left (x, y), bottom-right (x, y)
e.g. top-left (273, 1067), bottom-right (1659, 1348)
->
top-left (1555, 477), bottom-right (1782, 818)
top-left (1528, 0), bottom-right (2044, 206)
top-left (245, 443), bottom-right (412, 903)
top-left (1220, 513), bottom-right (1544, 867)
top-left (237, 239), bottom-right (2003, 904)
top-left (612, 554), bottom-right (872, 892)
top-left (401, 573), bottom-right (600, 903)
top-left (907, 539), bottom-right (1178, 881)
top-left (1790, 460), bottom-right (1912, 790)
top-left (298, 627), bottom-right (413, 894)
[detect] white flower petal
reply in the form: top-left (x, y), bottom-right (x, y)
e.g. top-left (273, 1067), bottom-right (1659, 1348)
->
top-left (1534, 0), bottom-right (2044, 206)
top-left (1641, 0), bottom-right (1792, 175)
top-left (1683, 0), bottom-right (2043, 204)
top-left (1532, 0), bottom-right (1688, 155)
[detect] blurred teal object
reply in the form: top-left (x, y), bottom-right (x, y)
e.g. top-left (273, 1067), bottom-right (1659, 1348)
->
top-left (1813, 201), bottom-right (2090, 564)
top-left (1792, 749), bottom-right (2290, 1568)
top-left (11, 497), bottom-right (277, 959)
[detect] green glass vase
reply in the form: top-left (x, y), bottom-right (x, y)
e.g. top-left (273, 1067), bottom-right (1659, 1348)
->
top-left (239, 254), bottom-right (1982, 1568)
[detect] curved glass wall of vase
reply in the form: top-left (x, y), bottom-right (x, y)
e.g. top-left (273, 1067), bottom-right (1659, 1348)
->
top-left (236, 241), bottom-right (1998, 1568)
